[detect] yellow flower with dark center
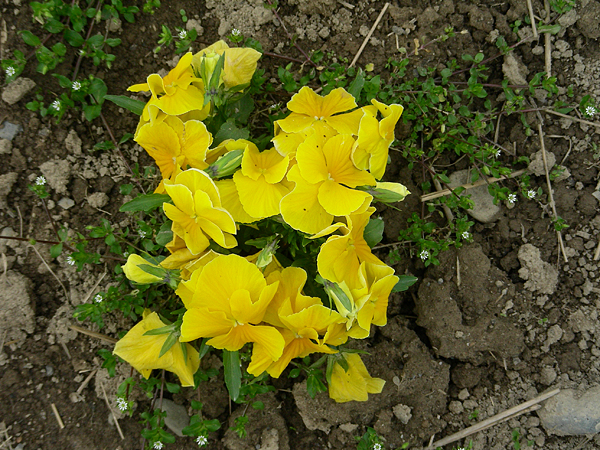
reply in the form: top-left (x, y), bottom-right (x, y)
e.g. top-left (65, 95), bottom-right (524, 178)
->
top-left (163, 168), bottom-right (237, 255)
top-left (177, 254), bottom-right (285, 362)
top-left (233, 146), bottom-right (291, 219)
top-left (280, 133), bottom-right (375, 234)
top-left (328, 353), bottom-right (385, 402)
top-left (113, 310), bottom-right (199, 387)
top-left (353, 99), bottom-right (404, 180)
top-left (129, 52), bottom-right (207, 117)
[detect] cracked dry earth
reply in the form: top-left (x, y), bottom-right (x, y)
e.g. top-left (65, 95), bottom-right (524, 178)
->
top-left (1, 0), bottom-right (600, 449)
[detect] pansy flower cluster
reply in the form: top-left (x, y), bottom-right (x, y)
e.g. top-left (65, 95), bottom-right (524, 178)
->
top-left (113, 40), bottom-right (409, 403)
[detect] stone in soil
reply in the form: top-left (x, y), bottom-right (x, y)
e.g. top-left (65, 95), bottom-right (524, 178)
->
top-left (0, 172), bottom-right (18, 210)
top-left (40, 159), bottom-right (72, 194)
top-left (518, 243), bottom-right (559, 295)
top-left (448, 169), bottom-right (501, 223)
top-left (0, 271), bottom-right (35, 342)
top-left (0, 121), bottom-right (23, 141)
top-left (159, 398), bottom-right (189, 437)
top-left (527, 149), bottom-right (556, 177)
top-left (538, 386), bottom-right (600, 435)
top-left (1, 78), bottom-right (36, 105)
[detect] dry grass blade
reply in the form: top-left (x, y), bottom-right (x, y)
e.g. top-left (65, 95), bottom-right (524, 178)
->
top-left (51, 403), bottom-right (65, 429)
top-left (101, 382), bottom-right (125, 440)
top-left (349, 2), bottom-right (389, 68)
top-left (70, 325), bottom-right (118, 344)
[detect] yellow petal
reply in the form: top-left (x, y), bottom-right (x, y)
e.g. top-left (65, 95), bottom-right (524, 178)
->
top-left (317, 180), bottom-right (372, 217)
top-left (135, 121), bottom-right (181, 179)
top-left (223, 47), bottom-right (262, 88)
top-left (122, 254), bottom-right (163, 284)
top-left (215, 179), bottom-right (258, 224)
top-left (233, 172), bottom-right (290, 219)
top-left (181, 307), bottom-right (233, 342)
top-left (288, 86), bottom-right (356, 119)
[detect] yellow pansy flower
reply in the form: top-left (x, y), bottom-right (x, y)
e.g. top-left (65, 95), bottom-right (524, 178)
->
top-left (328, 353), bottom-right (385, 402)
top-left (233, 146), bottom-right (291, 219)
top-left (129, 52), bottom-right (207, 118)
top-left (316, 206), bottom-right (383, 288)
top-left (163, 168), bottom-right (237, 255)
top-left (353, 100), bottom-right (404, 180)
top-left (192, 40), bottom-right (261, 89)
top-left (247, 267), bottom-right (344, 377)
top-left (275, 86), bottom-right (363, 135)
top-left (113, 310), bottom-right (200, 387)
top-left (135, 116), bottom-right (213, 181)
top-left (178, 254), bottom-right (285, 361)
top-left (280, 133), bottom-right (375, 234)
top-left (355, 261), bottom-right (398, 329)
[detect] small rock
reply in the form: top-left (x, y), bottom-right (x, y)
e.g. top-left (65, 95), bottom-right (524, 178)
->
top-left (40, 160), bottom-right (71, 194)
top-left (557, 8), bottom-right (578, 28)
top-left (0, 138), bottom-right (12, 155)
top-left (448, 169), bottom-right (501, 223)
top-left (0, 121), bottom-right (23, 141)
top-left (65, 130), bottom-right (82, 155)
top-left (503, 52), bottom-right (529, 86)
top-left (458, 389), bottom-right (470, 400)
top-left (449, 400), bottom-right (464, 414)
top-left (469, 6), bottom-right (494, 32)
top-left (538, 387), bottom-right (600, 435)
top-left (539, 367), bottom-right (557, 385)
top-left (88, 192), bottom-right (109, 209)
top-left (159, 399), bottom-right (189, 437)
top-left (0, 172), bottom-right (18, 209)
top-left (186, 18), bottom-right (203, 36)
top-left (518, 244), bottom-right (559, 294)
top-left (339, 423), bottom-right (358, 433)
top-left (528, 150), bottom-right (556, 177)
top-left (58, 197), bottom-right (75, 210)
top-left (392, 404), bottom-right (412, 424)
top-left (2, 78), bottom-right (36, 105)
top-left (543, 325), bottom-right (563, 352)
top-left (577, 1), bottom-right (600, 39)
top-left (260, 427), bottom-right (279, 450)
top-left (0, 271), bottom-right (35, 341)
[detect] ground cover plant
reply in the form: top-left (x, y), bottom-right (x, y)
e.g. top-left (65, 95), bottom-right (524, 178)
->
top-left (1, 1), bottom-right (600, 449)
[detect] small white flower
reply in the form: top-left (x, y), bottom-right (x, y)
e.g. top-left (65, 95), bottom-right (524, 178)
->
top-left (5, 66), bottom-right (16, 77)
top-left (72, 81), bottom-right (82, 91)
top-left (51, 99), bottom-right (61, 110)
top-left (493, 148), bottom-right (501, 158)
top-left (373, 444), bottom-right (382, 450)
top-left (269, 102), bottom-right (281, 110)
top-left (35, 175), bottom-right (46, 186)
top-left (79, 49), bottom-right (86, 55)
top-left (178, 30), bottom-right (187, 39)
top-left (138, 230), bottom-right (148, 239)
top-left (526, 189), bottom-right (536, 199)
top-left (419, 250), bottom-right (429, 261)
top-left (231, 28), bottom-right (241, 36)
top-left (116, 397), bottom-right (128, 411)
top-left (585, 105), bottom-right (597, 117)
top-left (196, 435), bottom-right (208, 446)
top-left (153, 442), bottom-right (163, 450)
top-left (507, 193), bottom-right (517, 204)
top-left (66, 256), bottom-right (75, 266)
top-left (93, 293), bottom-right (103, 303)
top-left (123, 251), bottom-right (130, 258)
top-left (462, 231), bottom-right (470, 240)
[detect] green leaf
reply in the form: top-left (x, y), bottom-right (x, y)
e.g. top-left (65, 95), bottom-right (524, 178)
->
top-left (156, 221), bottom-right (173, 246)
top-left (391, 275), bottom-right (418, 292)
top-left (89, 78), bottom-right (107, 104)
top-left (104, 94), bottom-right (145, 115)
top-left (51, 42), bottom-right (67, 57)
top-left (143, 324), bottom-right (176, 336)
top-left (306, 372), bottom-right (326, 399)
top-left (19, 30), bottom-right (41, 47)
top-left (105, 38), bottom-right (122, 47)
top-left (45, 18), bottom-right (65, 33)
top-left (165, 382), bottom-right (181, 394)
top-left (120, 193), bottom-right (171, 212)
top-left (223, 350), bottom-right (241, 402)
top-left (158, 332), bottom-right (178, 358)
top-left (52, 74), bottom-right (73, 89)
top-left (348, 69), bottom-right (365, 101)
top-left (213, 118), bottom-right (250, 146)
top-left (83, 104), bottom-right (102, 121)
top-left (50, 243), bottom-right (63, 258)
top-left (538, 24), bottom-right (561, 35)
top-left (252, 401), bottom-right (264, 410)
top-left (363, 218), bottom-right (384, 248)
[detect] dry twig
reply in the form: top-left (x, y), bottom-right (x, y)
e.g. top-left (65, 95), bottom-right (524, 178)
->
top-left (101, 382), bottom-right (125, 440)
top-left (51, 403), bottom-right (65, 429)
top-left (542, 109), bottom-right (600, 129)
top-left (526, 0), bottom-right (538, 38)
top-left (29, 244), bottom-right (69, 301)
top-left (349, 2), bottom-right (389, 68)
top-left (428, 389), bottom-right (560, 449)
top-left (70, 325), bottom-right (118, 344)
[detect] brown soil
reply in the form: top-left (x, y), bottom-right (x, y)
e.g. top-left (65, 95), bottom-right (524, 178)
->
top-left (1, 1), bottom-right (600, 449)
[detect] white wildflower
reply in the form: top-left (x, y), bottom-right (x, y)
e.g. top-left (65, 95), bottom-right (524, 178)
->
top-left (196, 435), bottom-right (208, 446)
top-left (373, 444), bottom-right (382, 450)
top-left (419, 250), bottom-right (429, 261)
top-left (72, 81), bottom-right (82, 91)
top-left (5, 66), bottom-right (16, 77)
top-left (462, 231), bottom-right (470, 240)
top-left (153, 442), bottom-right (163, 450)
top-left (507, 193), bottom-right (517, 204)
top-left (138, 230), bottom-right (148, 239)
top-left (93, 293), bottom-right (103, 303)
top-left (585, 105), bottom-right (597, 117)
top-left (51, 99), bottom-right (61, 110)
top-left (178, 30), bottom-right (187, 39)
top-left (526, 189), bottom-right (536, 199)
top-left (116, 397), bottom-right (128, 411)
top-left (231, 28), bottom-right (241, 36)
top-left (493, 148), bottom-right (501, 157)
top-left (35, 175), bottom-right (46, 186)
top-left (66, 256), bottom-right (76, 266)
